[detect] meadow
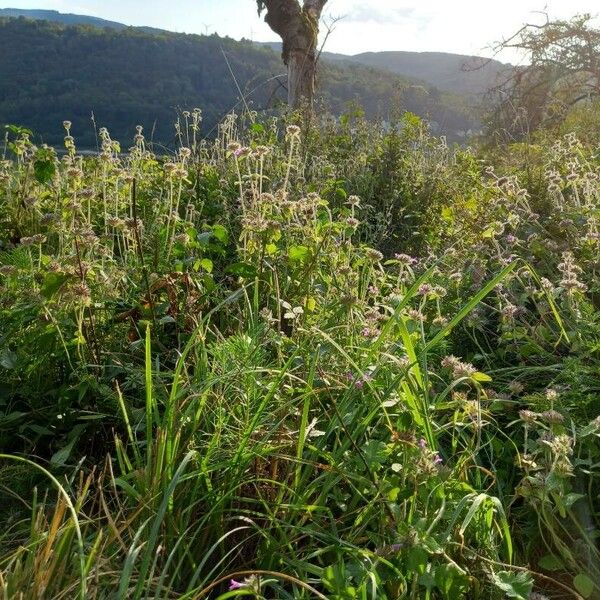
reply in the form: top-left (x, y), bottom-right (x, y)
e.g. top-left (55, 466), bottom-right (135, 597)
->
top-left (0, 107), bottom-right (599, 599)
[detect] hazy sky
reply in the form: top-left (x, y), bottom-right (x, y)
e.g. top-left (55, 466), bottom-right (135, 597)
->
top-left (3, 0), bottom-right (599, 60)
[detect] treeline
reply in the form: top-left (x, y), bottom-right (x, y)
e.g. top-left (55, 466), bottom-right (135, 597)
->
top-left (0, 17), bottom-right (476, 148)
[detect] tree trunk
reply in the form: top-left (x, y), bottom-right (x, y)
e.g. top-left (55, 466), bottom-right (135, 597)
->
top-left (261, 0), bottom-right (327, 109)
top-left (287, 47), bottom-right (317, 109)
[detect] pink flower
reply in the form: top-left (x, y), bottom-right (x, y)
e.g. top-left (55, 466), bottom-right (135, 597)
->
top-left (229, 579), bottom-right (245, 590)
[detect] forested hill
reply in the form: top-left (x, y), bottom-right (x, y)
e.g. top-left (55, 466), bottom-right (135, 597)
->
top-left (327, 51), bottom-right (509, 97)
top-left (0, 8), bottom-right (128, 29)
top-left (0, 17), bottom-right (477, 148)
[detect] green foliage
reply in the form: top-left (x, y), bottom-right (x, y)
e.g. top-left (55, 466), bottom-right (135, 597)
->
top-left (0, 109), bottom-right (599, 600)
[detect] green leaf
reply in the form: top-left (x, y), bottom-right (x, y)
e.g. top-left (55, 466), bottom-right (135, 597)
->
top-left (361, 440), bottom-right (388, 469)
top-left (574, 574), bottom-right (595, 598)
top-left (33, 148), bottom-right (57, 184)
top-left (538, 555), bottom-right (563, 571)
top-left (225, 262), bottom-right (257, 279)
top-left (0, 349), bottom-right (17, 369)
top-left (211, 224), bottom-right (228, 243)
top-left (41, 272), bottom-right (68, 299)
top-left (491, 570), bottom-right (533, 600)
top-left (472, 371), bottom-right (492, 382)
top-left (288, 245), bottom-right (310, 263)
top-left (199, 258), bottom-right (213, 273)
top-left (406, 546), bottom-right (428, 575)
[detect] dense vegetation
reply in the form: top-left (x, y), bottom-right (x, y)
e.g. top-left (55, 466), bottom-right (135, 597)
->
top-left (0, 17), bottom-right (476, 148)
top-left (1, 96), bottom-right (600, 598)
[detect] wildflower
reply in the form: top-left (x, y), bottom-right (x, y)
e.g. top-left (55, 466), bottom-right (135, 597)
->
top-left (453, 361), bottom-right (476, 379)
top-left (124, 217), bottom-right (143, 231)
top-left (71, 282), bottom-right (91, 305)
top-left (545, 388), bottom-right (559, 402)
top-left (19, 236), bottom-right (35, 247)
top-left (365, 308), bottom-right (384, 322)
top-left (164, 162), bottom-right (178, 175)
top-left (394, 253), bottom-right (417, 266)
top-left (286, 124), bottom-right (301, 137)
top-left (432, 315), bottom-right (448, 327)
top-left (229, 580), bottom-right (246, 590)
top-left (541, 410), bottom-right (564, 425)
top-left (441, 355), bottom-right (460, 369)
top-left (253, 145), bottom-right (270, 157)
top-left (347, 372), bottom-right (372, 389)
top-left (107, 216), bottom-right (125, 229)
top-left (418, 438), bottom-right (427, 449)
top-left (361, 326), bottom-right (379, 338)
top-left (539, 277), bottom-right (554, 293)
top-left (179, 147), bottom-right (191, 159)
top-left (365, 248), bottom-right (384, 262)
top-left (66, 166), bottom-right (84, 179)
top-left (519, 410), bottom-right (539, 424)
top-left (234, 146), bottom-right (251, 159)
top-left (508, 381), bottom-right (524, 395)
top-left (227, 142), bottom-right (241, 153)
top-left (63, 120), bottom-right (72, 131)
top-left (340, 293), bottom-right (357, 306)
top-left (418, 283), bottom-right (433, 296)
top-left (283, 306), bottom-right (303, 320)
top-left (174, 233), bottom-right (190, 245)
top-left (407, 309), bottom-right (426, 322)
top-left (345, 217), bottom-right (360, 228)
top-left (501, 303), bottom-right (519, 320)
top-left (30, 234), bottom-right (46, 245)
top-left (259, 193), bottom-right (275, 204)
top-left (558, 252), bottom-right (587, 294)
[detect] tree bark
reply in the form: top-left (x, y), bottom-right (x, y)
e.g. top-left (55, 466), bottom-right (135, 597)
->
top-left (260, 0), bottom-right (327, 109)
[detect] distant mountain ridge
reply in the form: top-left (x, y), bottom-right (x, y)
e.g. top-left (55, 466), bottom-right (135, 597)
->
top-left (342, 51), bottom-right (509, 97)
top-left (0, 8), bottom-right (128, 29)
top-left (0, 8), bottom-right (165, 34)
top-left (258, 42), bottom-right (509, 97)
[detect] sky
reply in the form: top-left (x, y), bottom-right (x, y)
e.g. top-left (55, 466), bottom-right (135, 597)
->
top-left (2, 0), bottom-right (599, 61)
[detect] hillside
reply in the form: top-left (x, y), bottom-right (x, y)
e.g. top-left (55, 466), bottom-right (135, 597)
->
top-left (0, 8), bottom-right (128, 29)
top-left (259, 43), bottom-right (509, 98)
top-left (0, 15), bottom-right (478, 147)
top-left (347, 51), bottom-right (509, 97)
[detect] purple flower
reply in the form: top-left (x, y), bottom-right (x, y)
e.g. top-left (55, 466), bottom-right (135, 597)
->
top-left (433, 453), bottom-right (443, 465)
top-left (347, 372), bottom-right (372, 389)
top-left (418, 438), bottom-right (427, 449)
top-left (229, 579), bottom-right (245, 590)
